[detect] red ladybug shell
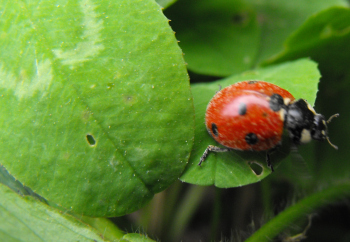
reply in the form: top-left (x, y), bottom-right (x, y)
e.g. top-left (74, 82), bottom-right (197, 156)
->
top-left (205, 81), bottom-right (295, 151)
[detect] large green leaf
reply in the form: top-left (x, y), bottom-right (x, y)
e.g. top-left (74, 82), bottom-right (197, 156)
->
top-left (164, 0), bottom-right (260, 77)
top-left (180, 59), bottom-right (320, 187)
top-left (0, 0), bottom-right (194, 217)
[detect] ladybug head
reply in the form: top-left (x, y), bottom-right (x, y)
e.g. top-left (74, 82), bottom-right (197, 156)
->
top-left (311, 113), bottom-right (339, 149)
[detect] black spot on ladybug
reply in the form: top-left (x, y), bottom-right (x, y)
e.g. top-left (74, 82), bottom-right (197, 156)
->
top-left (269, 93), bottom-right (284, 111)
top-left (238, 103), bottom-right (247, 115)
top-left (247, 80), bottom-right (258, 84)
top-left (211, 123), bottom-right (219, 136)
top-left (262, 112), bottom-right (268, 117)
top-left (245, 133), bottom-right (258, 145)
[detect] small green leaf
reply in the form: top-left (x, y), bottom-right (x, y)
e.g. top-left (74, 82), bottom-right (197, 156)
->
top-left (165, 0), bottom-right (260, 76)
top-left (79, 216), bottom-right (125, 241)
top-left (121, 233), bottom-right (156, 242)
top-left (0, 183), bottom-right (106, 241)
top-left (0, 0), bottom-right (194, 217)
top-left (181, 59), bottom-right (320, 188)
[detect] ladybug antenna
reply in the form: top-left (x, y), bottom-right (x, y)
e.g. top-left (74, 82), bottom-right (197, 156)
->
top-left (327, 113), bottom-right (339, 123)
top-left (326, 113), bottom-right (339, 150)
top-left (326, 136), bottom-right (338, 150)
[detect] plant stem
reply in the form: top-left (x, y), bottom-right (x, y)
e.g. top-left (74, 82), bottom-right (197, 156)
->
top-left (161, 180), bottom-right (183, 238)
top-left (245, 183), bottom-right (350, 242)
top-left (167, 185), bottom-right (207, 241)
top-left (210, 187), bottom-right (222, 241)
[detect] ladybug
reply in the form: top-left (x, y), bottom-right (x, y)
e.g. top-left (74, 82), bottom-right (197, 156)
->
top-left (199, 80), bottom-right (339, 172)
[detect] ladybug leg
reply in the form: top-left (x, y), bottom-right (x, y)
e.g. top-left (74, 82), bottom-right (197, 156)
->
top-left (266, 145), bottom-right (281, 172)
top-left (216, 85), bottom-right (222, 93)
top-left (198, 145), bottom-right (230, 166)
top-left (266, 152), bottom-right (275, 172)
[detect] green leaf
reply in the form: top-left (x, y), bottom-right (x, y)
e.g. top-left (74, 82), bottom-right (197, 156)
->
top-left (246, 0), bottom-right (348, 64)
top-left (0, 0), bottom-right (194, 217)
top-left (121, 233), bottom-right (156, 242)
top-left (0, 183), bottom-right (106, 241)
top-left (79, 216), bottom-right (125, 241)
top-left (164, 0), bottom-right (260, 76)
top-left (180, 59), bottom-right (320, 188)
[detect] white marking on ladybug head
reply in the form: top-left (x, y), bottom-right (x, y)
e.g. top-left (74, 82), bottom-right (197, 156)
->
top-left (283, 97), bottom-right (292, 105)
top-left (278, 108), bottom-right (286, 122)
top-left (300, 129), bottom-right (312, 144)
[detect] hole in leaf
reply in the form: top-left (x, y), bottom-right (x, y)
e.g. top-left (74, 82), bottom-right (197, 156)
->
top-left (249, 161), bottom-right (263, 176)
top-left (86, 134), bottom-right (96, 146)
